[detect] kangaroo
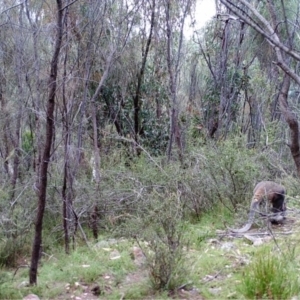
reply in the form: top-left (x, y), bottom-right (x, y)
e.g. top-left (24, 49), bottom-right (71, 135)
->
top-left (230, 181), bottom-right (286, 233)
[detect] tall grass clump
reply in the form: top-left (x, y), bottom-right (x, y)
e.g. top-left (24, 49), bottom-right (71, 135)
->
top-left (239, 248), bottom-right (300, 299)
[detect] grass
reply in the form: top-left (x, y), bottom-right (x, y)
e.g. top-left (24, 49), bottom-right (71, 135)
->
top-left (0, 239), bottom-right (137, 299)
top-left (1, 209), bottom-right (300, 299)
top-left (238, 245), bottom-right (300, 299)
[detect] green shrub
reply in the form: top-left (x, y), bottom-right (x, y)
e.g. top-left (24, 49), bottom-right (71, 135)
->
top-left (0, 280), bottom-right (22, 299)
top-left (0, 236), bottom-right (30, 268)
top-left (119, 191), bottom-right (189, 291)
top-left (189, 138), bottom-right (262, 214)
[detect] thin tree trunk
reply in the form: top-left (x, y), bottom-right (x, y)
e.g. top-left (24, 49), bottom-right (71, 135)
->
top-left (90, 50), bottom-right (115, 185)
top-left (165, 0), bottom-right (190, 161)
top-left (0, 78), bottom-right (11, 177)
top-left (25, 0), bottom-right (43, 175)
top-left (10, 5), bottom-right (25, 201)
top-left (220, 0), bottom-right (300, 176)
top-left (133, 0), bottom-right (155, 151)
top-left (62, 7), bottom-right (71, 254)
top-left (267, 0), bottom-right (300, 176)
top-left (29, 0), bottom-right (64, 285)
top-left (165, 0), bottom-right (178, 160)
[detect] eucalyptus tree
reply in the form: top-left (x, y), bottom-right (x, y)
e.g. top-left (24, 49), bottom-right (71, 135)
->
top-left (132, 0), bottom-right (156, 152)
top-left (163, 0), bottom-right (195, 161)
top-left (0, 2), bottom-right (53, 257)
top-left (0, 1), bottom-right (32, 198)
top-left (194, 16), bottom-right (252, 139)
top-left (29, 0), bottom-right (64, 285)
top-left (219, 0), bottom-right (300, 176)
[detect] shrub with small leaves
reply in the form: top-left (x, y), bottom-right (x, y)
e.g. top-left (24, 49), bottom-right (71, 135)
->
top-left (119, 191), bottom-right (189, 291)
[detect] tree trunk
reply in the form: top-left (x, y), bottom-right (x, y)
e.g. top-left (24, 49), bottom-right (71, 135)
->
top-left (29, 0), bottom-right (64, 285)
top-left (165, 0), bottom-right (191, 161)
top-left (220, 0), bottom-right (300, 176)
top-left (25, 0), bottom-right (43, 177)
top-left (133, 0), bottom-right (155, 151)
top-left (279, 75), bottom-right (300, 176)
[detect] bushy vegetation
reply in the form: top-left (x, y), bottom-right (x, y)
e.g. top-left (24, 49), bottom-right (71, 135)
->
top-left (1, 0), bottom-right (300, 297)
top-left (0, 136), bottom-right (300, 298)
top-left (117, 191), bottom-right (189, 291)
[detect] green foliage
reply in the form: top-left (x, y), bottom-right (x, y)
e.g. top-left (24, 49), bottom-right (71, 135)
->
top-left (0, 203), bottom-right (33, 268)
top-left (281, 175), bottom-right (300, 199)
top-left (239, 247), bottom-right (300, 299)
top-left (94, 61), bottom-right (170, 156)
top-left (117, 283), bottom-right (153, 300)
top-left (7, 244), bottom-right (136, 299)
top-left (0, 272), bottom-right (22, 299)
top-left (21, 130), bottom-right (34, 155)
top-left (0, 189), bottom-right (9, 211)
top-left (139, 111), bottom-right (169, 156)
top-left (0, 236), bottom-right (30, 268)
top-left (0, 189), bottom-right (36, 268)
top-left (189, 137), bottom-right (262, 213)
top-left (94, 137), bottom-right (280, 230)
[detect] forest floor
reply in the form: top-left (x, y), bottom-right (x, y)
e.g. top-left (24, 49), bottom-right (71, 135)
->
top-left (2, 208), bottom-right (300, 300)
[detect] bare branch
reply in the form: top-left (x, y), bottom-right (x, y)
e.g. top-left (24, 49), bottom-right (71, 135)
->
top-left (60, 0), bottom-right (80, 11)
top-left (220, 0), bottom-right (300, 85)
top-left (220, 0), bottom-right (300, 61)
top-left (0, 1), bottom-right (26, 15)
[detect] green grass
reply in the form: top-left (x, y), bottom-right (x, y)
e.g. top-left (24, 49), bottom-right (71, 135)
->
top-left (0, 240), bottom-right (137, 299)
top-left (1, 210), bottom-right (300, 299)
top-left (238, 246), bottom-right (300, 299)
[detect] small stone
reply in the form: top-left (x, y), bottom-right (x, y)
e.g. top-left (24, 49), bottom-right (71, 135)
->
top-left (131, 246), bottom-right (146, 266)
top-left (209, 287), bottom-right (222, 295)
top-left (110, 249), bottom-right (121, 260)
top-left (18, 281), bottom-right (29, 288)
top-left (253, 239), bottom-right (263, 246)
top-left (23, 294), bottom-right (40, 300)
top-left (221, 242), bottom-right (234, 251)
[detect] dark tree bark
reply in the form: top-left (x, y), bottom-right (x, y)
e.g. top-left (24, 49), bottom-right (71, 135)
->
top-left (29, 0), bottom-right (64, 285)
top-left (133, 0), bottom-right (155, 150)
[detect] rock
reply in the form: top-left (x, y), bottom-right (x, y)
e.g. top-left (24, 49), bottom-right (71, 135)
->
top-left (209, 287), bottom-right (222, 295)
top-left (253, 239), bottom-right (263, 246)
top-left (220, 242), bottom-right (234, 251)
top-left (109, 249), bottom-right (121, 260)
top-left (23, 294), bottom-right (40, 300)
top-left (131, 246), bottom-right (146, 266)
top-left (18, 281), bottom-right (29, 288)
top-left (95, 239), bottom-right (118, 248)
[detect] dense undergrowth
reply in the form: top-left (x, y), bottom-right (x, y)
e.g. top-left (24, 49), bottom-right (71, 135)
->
top-left (1, 138), bottom-right (300, 299)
